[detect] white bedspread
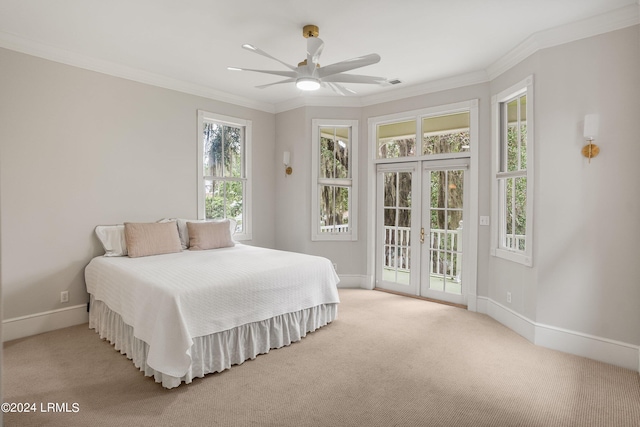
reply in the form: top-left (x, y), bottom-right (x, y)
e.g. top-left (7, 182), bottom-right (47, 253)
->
top-left (85, 244), bottom-right (340, 378)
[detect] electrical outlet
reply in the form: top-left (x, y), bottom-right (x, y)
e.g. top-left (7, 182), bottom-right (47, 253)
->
top-left (480, 216), bottom-right (490, 226)
top-left (60, 291), bottom-right (69, 303)
top-left (506, 292), bottom-right (512, 303)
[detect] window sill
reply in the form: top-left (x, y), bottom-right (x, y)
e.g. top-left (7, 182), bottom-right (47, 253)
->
top-left (492, 247), bottom-right (532, 267)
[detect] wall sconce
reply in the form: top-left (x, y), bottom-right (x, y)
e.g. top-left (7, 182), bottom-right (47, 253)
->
top-left (582, 114), bottom-right (600, 163)
top-left (283, 151), bottom-right (292, 176)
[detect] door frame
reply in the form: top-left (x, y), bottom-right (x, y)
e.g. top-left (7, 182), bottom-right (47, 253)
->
top-left (367, 99), bottom-right (479, 311)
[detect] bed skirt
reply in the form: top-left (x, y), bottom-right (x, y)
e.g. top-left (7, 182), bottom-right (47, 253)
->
top-left (89, 295), bottom-right (338, 388)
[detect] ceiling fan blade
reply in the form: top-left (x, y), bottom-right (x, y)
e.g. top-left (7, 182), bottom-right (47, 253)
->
top-left (324, 82), bottom-right (357, 96)
top-left (322, 74), bottom-right (387, 84)
top-left (242, 44), bottom-right (298, 71)
top-left (307, 37), bottom-right (324, 63)
top-left (306, 37), bottom-right (324, 75)
top-left (326, 83), bottom-right (344, 96)
top-left (317, 53), bottom-right (381, 78)
top-left (228, 67), bottom-right (297, 78)
top-left (255, 78), bottom-right (296, 89)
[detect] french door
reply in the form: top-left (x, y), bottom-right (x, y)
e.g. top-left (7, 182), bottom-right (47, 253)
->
top-left (375, 163), bottom-right (421, 294)
top-left (420, 159), bottom-right (469, 305)
top-left (375, 159), bottom-right (470, 305)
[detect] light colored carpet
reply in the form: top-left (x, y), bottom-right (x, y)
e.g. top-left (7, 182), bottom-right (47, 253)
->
top-left (3, 289), bottom-right (640, 426)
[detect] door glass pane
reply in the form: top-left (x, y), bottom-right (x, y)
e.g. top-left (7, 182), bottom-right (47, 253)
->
top-left (384, 172), bottom-right (397, 207)
top-left (447, 170), bottom-right (464, 209)
top-left (427, 167), bottom-right (464, 296)
top-left (398, 173), bottom-right (412, 207)
top-left (381, 170), bottom-right (412, 286)
top-left (431, 171), bottom-right (446, 209)
top-left (384, 208), bottom-right (396, 227)
top-left (422, 112), bottom-right (470, 155)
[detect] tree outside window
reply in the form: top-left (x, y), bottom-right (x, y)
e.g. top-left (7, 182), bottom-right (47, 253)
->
top-left (311, 119), bottom-right (358, 241)
top-left (197, 110), bottom-right (251, 239)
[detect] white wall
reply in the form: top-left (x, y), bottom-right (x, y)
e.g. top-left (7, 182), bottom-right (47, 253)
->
top-left (274, 106), bottom-right (365, 277)
top-left (489, 25), bottom-right (640, 347)
top-left (0, 47), bottom-right (276, 324)
top-left (535, 25), bottom-right (640, 344)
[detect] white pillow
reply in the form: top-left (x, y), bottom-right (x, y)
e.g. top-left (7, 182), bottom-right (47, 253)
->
top-left (159, 218), bottom-right (237, 249)
top-left (95, 225), bottom-right (127, 257)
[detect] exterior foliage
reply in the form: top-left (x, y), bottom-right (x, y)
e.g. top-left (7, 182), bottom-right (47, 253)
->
top-left (505, 124), bottom-right (527, 249)
top-left (319, 134), bottom-right (349, 230)
top-left (203, 122), bottom-right (244, 229)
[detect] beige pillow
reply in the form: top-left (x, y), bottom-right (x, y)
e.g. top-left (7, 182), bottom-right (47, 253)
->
top-left (187, 220), bottom-right (235, 251)
top-left (157, 218), bottom-right (237, 249)
top-left (124, 221), bottom-right (182, 258)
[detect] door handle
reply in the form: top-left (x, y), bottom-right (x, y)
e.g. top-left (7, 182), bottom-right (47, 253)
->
top-left (420, 227), bottom-right (425, 244)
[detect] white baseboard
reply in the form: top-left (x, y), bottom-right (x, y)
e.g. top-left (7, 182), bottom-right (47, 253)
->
top-left (337, 274), bottom-right (368, 288)
top-left (476, 296), bottom-right (640, 372)
top-left (2, 304), bottom-right (89, 342)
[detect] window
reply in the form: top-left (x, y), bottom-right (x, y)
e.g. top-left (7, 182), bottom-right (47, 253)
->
top-left (197, 110), bottom-right (251, 240)
top-left (311, 119), bottom-right (358, 241)
top-left (376, 111), bottom-right (471, 160)
top-left (377, 119), bottom-right (416, 159)
top-left (491, 76), bottom-right (534, 266)
top-left (422, 112), bottom-right (470, 155)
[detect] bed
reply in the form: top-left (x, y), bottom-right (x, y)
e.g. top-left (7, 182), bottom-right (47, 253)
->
top-left (85, 220), bottom-right (340, 388)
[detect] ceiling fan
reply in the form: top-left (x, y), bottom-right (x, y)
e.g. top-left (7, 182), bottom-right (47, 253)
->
top-left (228, 25), bottom-right (387, 95)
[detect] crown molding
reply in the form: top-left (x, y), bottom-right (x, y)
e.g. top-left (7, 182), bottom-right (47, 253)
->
top-left (0, 31), bottom-right (276, 114)
top-left (360, 70), bottom-right (489, 107)
top-left (273, 70), bottom-right (489, 114)
top-left (487, 3), bottom-right (640, 80)
top-left (274, 94), bottom-right (365, 114)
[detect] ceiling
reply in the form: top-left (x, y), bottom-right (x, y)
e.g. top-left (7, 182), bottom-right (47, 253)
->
top-left (0, 0), bottom-right (637, 112)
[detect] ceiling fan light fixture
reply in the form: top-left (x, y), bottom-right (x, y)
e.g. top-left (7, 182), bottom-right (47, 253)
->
top-left (233, 25), bottom-right (385, 96)
top-left (296, 77), bottom-right (320, 91)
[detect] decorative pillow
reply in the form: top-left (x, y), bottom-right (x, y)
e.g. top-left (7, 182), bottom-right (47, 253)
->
top-left (95, 225), bottom-right (128, 257)
top-left (159, 218), bottom-right (237, 249)
top-left (124, 221), bottom-right (182, 258)
top-left (187, 220), bottom-right (235, 251)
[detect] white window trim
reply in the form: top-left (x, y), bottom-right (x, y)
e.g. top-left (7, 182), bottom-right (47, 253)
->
top-left (197, 110), bottom-right (252, 241)
top-left (490, 76), bottom-right (534, 266)
top-left (311, 119), bottom-right (358, 241)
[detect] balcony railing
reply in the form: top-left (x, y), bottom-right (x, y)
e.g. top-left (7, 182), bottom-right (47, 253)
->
top-left (383, 225), bottom-right (463, 282)
top-left (505, 234), bottom-right (526, 251)
top-left (383, 224), bottom-right (527, 283)
top-left (320, 224), bottom-right (350, 233)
